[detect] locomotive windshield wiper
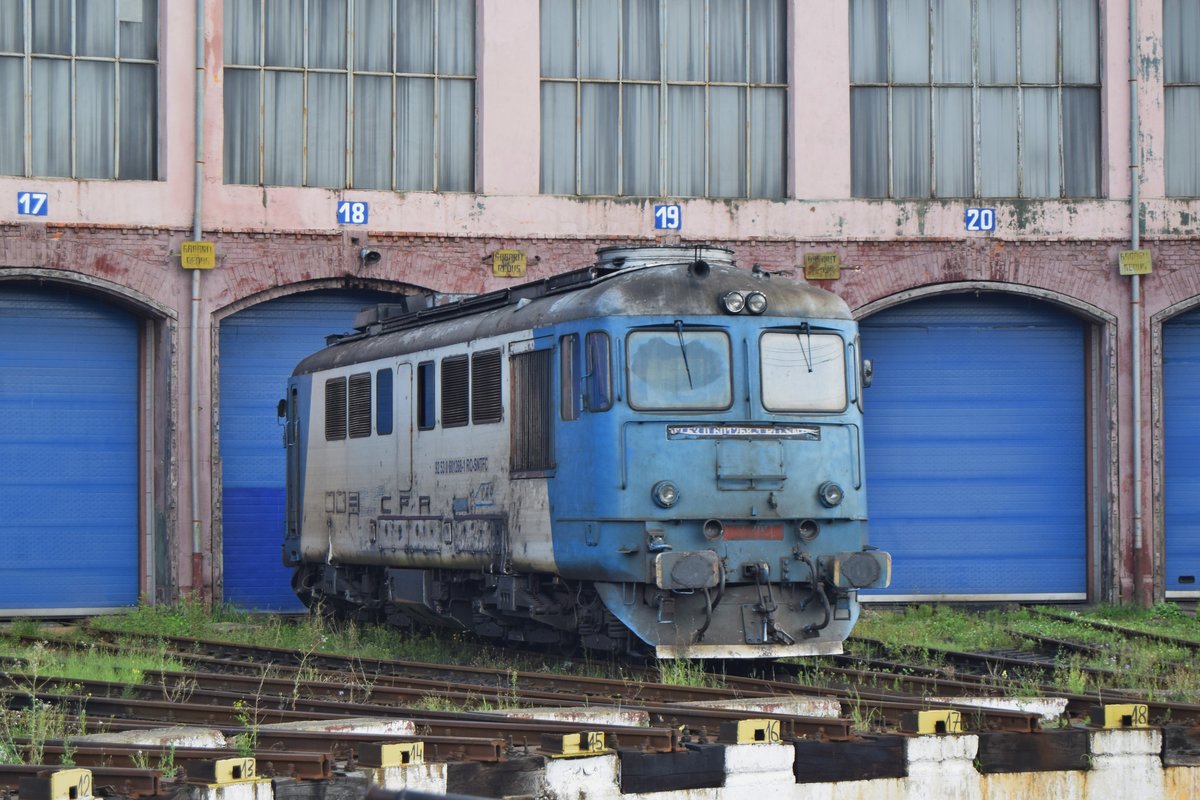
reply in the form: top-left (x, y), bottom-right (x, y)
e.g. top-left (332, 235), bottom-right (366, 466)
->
top-left (674, 319), bottom-right (694, 389)
top-left (796, 322), bottom-right (814, 373)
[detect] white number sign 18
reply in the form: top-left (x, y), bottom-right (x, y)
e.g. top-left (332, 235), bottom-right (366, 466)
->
top-left (337, 201), bottom-right (369, 225)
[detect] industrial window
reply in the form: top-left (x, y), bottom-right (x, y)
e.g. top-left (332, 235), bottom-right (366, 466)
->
top-left (347, 372), bottom-right (372, 438)
top-left (511, 350), bottom-right (555, 474)
top-left (223, 0), bottom-right (475, 191)
top-left (540, 0), bottom-right (786, 198)
top-left (1165, 0), bottom-right (1200, 196)
top-left (0, 0), bottom-right (159, 180)
top-left (376, 368), bottom-right (393, 435)
top-left (560, 334), bottom-right (581, 421)
top-left (417, 361), bottom-right (436, 430)
top-left (441, 355), bottom-right (469, 428)
top-left (585, 331), bottom-right (612, 411)
top-left (849, 0), bottom-right (1100, 199)
top-left (471, 349), bottom-right (503, 424)
top-left (324, 377), bottom-right (347, 440)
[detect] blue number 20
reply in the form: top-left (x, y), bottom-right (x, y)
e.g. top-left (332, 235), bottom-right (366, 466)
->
top-left (965, 207), bottom-right (996, 232)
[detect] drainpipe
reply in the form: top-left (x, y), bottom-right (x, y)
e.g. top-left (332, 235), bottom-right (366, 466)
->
top-left (190, 0), bottom-right (207, 599)
top-left (1129, 0), bottom-right (1143, 599)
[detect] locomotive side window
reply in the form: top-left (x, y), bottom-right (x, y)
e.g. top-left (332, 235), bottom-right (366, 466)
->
top-left (585, 331), bottom-right (612, 411)
top-left (627, 328), bottom-right (732, 410)
top-left (376, 368), bottom-right (393, 435)
top-left (560, 334), bottom-right (580, 421)
top-left (324, 377), bottom-right (347, 440)
top-left (760, 331), bottom-right (848, 412)
top-left (511, 349), bottom-right (554, 473)
top-left (441, 355), bottom-right (470, 427)
top-left (348, 372), bottom-right (373, 438)
top-left (472, 349), bottom-right (503, 424)
top-left (417, 361), bottom-right (436, 430)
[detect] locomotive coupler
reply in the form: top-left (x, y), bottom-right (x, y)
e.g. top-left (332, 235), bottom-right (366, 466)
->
top-left (745, 562), bottom-right (797, 646)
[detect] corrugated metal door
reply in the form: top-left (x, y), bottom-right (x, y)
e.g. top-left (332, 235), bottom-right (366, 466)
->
top-left (1164, 309), bottom-right (1200, 596)
top-left (0, 286), bottom-right (139, 612)
top-left (219, 290), bottom-right (396, 610)
top-left (860, 294), bottom-right (1086, 599)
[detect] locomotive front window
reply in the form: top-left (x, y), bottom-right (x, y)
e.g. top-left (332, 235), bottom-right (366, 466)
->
top-left (760, 331), bottom-right (848, 412)
top-left (627, 328), bottom-right (732, 410)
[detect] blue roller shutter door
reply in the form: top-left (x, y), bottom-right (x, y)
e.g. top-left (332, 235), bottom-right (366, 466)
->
top-left (0, 286), bottom-right (139, 612)
top-left (219, 290), bottom-right (395, 610)
top-left (860, 295), bottom-right (1086, 598)
top-left (1164, 310), bottom-right (1200, 594)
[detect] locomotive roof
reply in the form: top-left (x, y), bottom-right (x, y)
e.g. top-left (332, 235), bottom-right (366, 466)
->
top-left (292, 256), bottom-right (852, 375)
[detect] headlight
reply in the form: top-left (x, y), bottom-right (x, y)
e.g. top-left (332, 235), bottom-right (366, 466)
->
top-left (745, 291), bottom-right (768, 314)
top-left (721, 291), bottom-right (746, 313)
top-left (818, 481), bottom-right (844, 508)
top-left (652, 480), bottom-right (681, 508)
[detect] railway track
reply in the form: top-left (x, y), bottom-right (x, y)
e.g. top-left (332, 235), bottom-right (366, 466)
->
top-left (4, 615), bottom-right (1200, 798)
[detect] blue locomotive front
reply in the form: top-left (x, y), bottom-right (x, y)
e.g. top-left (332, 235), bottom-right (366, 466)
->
top-left (283, 245), bottom-right (890, 658)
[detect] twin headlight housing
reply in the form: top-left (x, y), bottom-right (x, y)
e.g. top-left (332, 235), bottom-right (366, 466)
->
top-left (721, 290), bottom-right (768, 315)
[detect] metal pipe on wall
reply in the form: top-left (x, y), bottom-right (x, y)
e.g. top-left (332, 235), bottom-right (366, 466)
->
top-left (1129, 0), bottom-right (1144, 598)
top-left (189, 0), bottom-right (207, 597)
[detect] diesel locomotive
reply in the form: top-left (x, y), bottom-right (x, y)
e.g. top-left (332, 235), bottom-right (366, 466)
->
top-left (281, 245), bottom-right (890, 658)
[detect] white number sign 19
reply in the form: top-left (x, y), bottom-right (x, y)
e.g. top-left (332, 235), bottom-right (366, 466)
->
top-left (654, 204), bottom-right (682, 230)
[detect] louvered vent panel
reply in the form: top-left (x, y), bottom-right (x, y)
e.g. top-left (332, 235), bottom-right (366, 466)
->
top-left (510, 350), bottom-right (553, 472)
top-left (325, 378), bottom-right (347, 440)
top-left (441, 355), bottom-right (470, 427)
top-left (472, 349), bottom-right (503, 424)
top-left (348, 372), bottom-right (372, 438)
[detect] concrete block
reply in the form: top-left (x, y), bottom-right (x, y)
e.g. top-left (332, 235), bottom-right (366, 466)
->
top-left (1086, 728), bottom-right (1164, 800)
top-left (905, 734), bottom-right (981, 800)
top-left (723, 742), bottom-right (797, 793)
top-left (678, 696), bottom-right (843, 719)
top-left (483, 706), bottom-right (650, 727)
top-left (937, 696), bottom-right (1069, 723)
top-left (186, 779), bottom-right (273, 800)
top-left (78, 727), bottom-right (228, 748)
top-left (363, 764), bottom-right (447, 795)
top-left (543, 753), bottom-right (621, 800)
top-left (257, 718), bottom-right (415, 735)
top-left (1089, 727), bottom-right (1161, 757)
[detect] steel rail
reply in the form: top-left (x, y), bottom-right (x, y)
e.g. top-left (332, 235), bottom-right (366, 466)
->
top-left (9, 739), bottom-right (332, 780)
top-left (2, 688), bottom-right (680, 753)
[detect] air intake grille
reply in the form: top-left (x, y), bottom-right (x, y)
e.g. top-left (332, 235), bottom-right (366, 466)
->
top-left (511, 349), bottom-right (553, 473)
top-left (348, 372), bottom-right (372, 438)
top-left (441, 355), bottom-right (469, 427)
top-left (472, 349), bottom-right (503, 424)
top-left (324, 377), bottom-right (347, 440)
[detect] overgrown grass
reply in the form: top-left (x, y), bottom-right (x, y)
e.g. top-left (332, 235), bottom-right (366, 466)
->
top-left (849, 603), bottom-right (1200, 704)
top-left (5, 600), bottom-right (1199, 728)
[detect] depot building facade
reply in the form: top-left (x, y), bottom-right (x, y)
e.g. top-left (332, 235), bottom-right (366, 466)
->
top-left (2, 0), bottom-right (1199, 613)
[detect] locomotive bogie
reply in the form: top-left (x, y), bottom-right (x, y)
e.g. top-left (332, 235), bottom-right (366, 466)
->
top-left (284, 246), bottom-right (891, 657)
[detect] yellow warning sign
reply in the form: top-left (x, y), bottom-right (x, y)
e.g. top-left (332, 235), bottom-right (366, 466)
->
top-left (181, 241), bottom-right (216, 270)
top-left (493, 249), bottom-right (527, 278)
top-left (803, 252), bottom-right (841, 280)
top-left (1118, 249), bottom-right (1152, 276)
